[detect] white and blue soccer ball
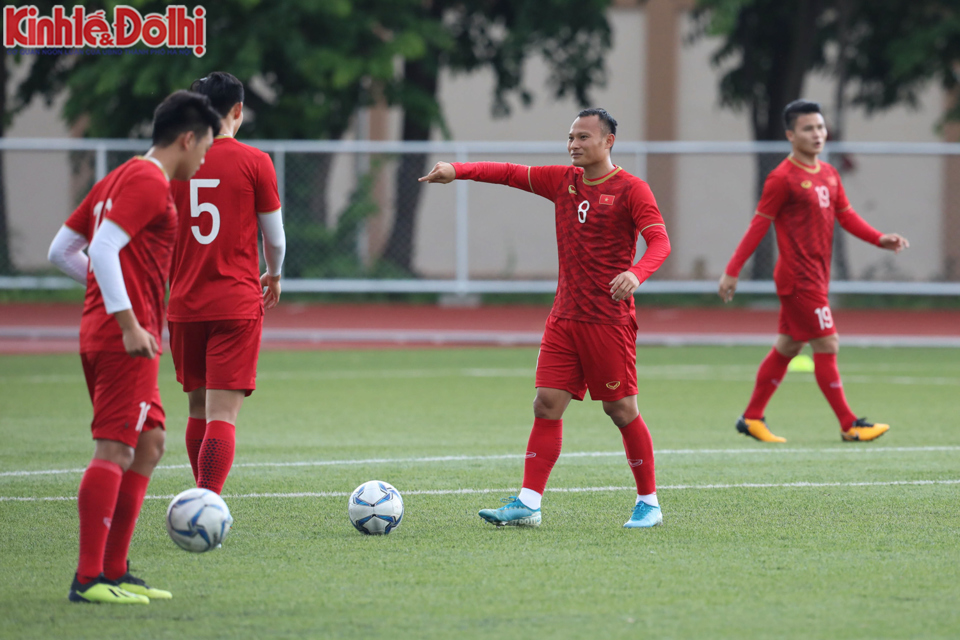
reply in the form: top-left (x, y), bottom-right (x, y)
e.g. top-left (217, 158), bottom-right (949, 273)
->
top-left (348, 480), bottom-right (404, 535)
top-left (166, 488), bottom-right (234, 553)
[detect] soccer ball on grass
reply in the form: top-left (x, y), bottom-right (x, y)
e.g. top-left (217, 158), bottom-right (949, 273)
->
top-left (348, 480), bottom-right (404, 535)
top-left (166, 488), bottom-right (234, 552)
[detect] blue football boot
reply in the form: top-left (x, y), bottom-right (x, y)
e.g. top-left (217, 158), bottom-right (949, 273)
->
top-left (478, 496), bottom-right (541, 527)
top-left (623, 502), bottom-right (663, 529)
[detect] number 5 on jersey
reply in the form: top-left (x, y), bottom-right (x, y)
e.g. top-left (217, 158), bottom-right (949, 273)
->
top-left (190, 179), bottom-right (221, 244)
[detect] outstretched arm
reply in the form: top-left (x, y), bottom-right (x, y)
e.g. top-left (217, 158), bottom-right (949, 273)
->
top-left (420, 161), bottom-right (546, 194)
top-left (419, 162), bottom-right (456, 184)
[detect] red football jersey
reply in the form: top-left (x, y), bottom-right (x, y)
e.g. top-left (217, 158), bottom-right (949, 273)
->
top-left (167, 136), bottom-right (281, 321)
top-left (65, 157), bottom-right (177, 353)
top-left (452, 163), bottom-right (667, 325)
top-left (757, 157), bottom-right (853, 295)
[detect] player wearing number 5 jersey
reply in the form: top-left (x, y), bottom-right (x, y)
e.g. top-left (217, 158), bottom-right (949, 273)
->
top-left (168, 72), bottom-right (286, 495)
top-left (420, 108), bottom-right (671, 529)
top-left (47, 91), bottom-right (219, 604)
top-left (719, 100), bottom-right (909, 443)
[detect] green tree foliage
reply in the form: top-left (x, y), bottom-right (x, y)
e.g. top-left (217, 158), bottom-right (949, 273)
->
top-left (13, 0), bottom-right (443, 140)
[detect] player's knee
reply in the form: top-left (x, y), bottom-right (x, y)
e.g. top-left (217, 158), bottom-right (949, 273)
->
top-left (776, 341), bottom-right (804, 358)
top-left (811, 334), bottom-right (840, 354)
top-left (532, 395), bottom-right (563, 419)
top-left (532, 396), bottom-right (552, 418)
top-left (138, 430), bottom-right (166, 466)
top-left (603, 404), bottom-right (636, 428)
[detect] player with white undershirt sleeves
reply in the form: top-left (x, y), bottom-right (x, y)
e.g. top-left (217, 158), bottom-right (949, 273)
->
top-left (167, 72), bottom-right (285, 495)
top-left (48, 91), bottom-right (219, 604)
top-left (719, 99), bottom-right (909, 443)
top-left (420, 108), bottom-right (671, 529)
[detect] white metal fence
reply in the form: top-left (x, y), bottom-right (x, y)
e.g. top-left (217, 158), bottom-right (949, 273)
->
top-left (2, 137), bottom-right (959, 295)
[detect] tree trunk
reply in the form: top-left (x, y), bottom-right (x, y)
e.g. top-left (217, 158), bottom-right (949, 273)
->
top-left (748, 0), bottom-right (823, 281)
top-left (382, 56), bottom-right (439, 274)
top-left (0, 56), bottom-right (11, 274)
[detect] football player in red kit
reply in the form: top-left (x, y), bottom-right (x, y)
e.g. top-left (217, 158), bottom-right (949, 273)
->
top-left (48, 91), bottom-right (219, 603)
top-left (719, 99), bottom-right (909, 443)
top-left (420, 108), bottom-right (671, 528)
top-left (168, 72), bottom-right (285, 495)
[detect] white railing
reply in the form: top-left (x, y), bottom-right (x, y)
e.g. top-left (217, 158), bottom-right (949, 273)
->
top-left (2, 137), bottom-right (959, 296)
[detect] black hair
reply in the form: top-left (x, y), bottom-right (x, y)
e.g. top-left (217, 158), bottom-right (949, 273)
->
top-left (151, 90), bottom-right (221, 147)
top-left (783, 99), bottom-right (822, 131)
top-left (577, 107), bottom-right (618, 136)
top-left (190, 71), bottom-right (245, 119)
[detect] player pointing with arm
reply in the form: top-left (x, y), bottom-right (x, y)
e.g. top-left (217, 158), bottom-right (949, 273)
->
top-left (48, 91), bottom-right (219, 604)
top-left (421, 108), bottom-right (671, 528)
top-left (719, 99), bottom-right (908, 443)
top-left (168, 72), bottom-right (286, 495)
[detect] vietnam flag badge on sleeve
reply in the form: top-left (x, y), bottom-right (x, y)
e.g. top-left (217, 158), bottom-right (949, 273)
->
top-left (599, 194), bottom-right (615, 206)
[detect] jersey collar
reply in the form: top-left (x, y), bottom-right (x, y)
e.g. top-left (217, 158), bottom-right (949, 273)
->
top-left (787, 154), bottom-right (821, 174)
top-left (138, 155), bottom-right (170, 181)
top-left (582, 165), bottom-right (622, 186)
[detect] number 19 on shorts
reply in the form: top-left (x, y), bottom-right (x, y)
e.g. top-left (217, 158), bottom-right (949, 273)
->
top-left (814, 305), bottom-right (834, 330)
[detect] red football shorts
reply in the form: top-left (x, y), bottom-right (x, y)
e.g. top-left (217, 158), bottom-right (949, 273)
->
top-left (778, 289), bottom-right (838, 342)
top-left (535, 315), bottom-right (639, 402)
top-left (168, 316), bottom-right (263, 396)
top-left (81, 350), bottom-right (165, 447)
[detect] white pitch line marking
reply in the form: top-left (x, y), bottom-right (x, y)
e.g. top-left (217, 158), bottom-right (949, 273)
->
top-left (3, 445), bottom-right (960, 478)
top-left (3, 479), bottom-right (960, 502)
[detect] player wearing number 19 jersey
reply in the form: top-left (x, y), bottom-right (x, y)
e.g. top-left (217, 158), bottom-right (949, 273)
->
top-left (719, 100), bottom-right (909, 443)
top-left (420, 108), bottom-right (671, 529)
top-left (48, 91), bottom-right (219, 604)
top-left (168, 72), bottom-right (285, 495)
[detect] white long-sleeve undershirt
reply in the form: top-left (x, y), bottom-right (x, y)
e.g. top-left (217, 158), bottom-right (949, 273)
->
top-left (258, 208), bottom-right (286, 277)
top-left (47, 225), bottom-right (89, 285)
top-left (87, 219), bottom-right (133, 314)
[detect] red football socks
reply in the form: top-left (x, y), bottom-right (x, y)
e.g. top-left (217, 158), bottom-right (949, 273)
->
top-left (521, 418), bottom-right (563, 495)
top-left (185, 417), bottom-right (206, 484)
top-left (813, 353), bottom-right (857, 429)
top-left (76, 458), bottom-right (123, 583)
top-left (103, 470), bottom-right (150, 581)
top-left (620, 414), bottom-right (656, 496)
top-left (198, 420), bottom-right (236, 494)
top-left (185, 418), bottom-right (207, 482)
top-left (744, 348), bottom-right (793, 419)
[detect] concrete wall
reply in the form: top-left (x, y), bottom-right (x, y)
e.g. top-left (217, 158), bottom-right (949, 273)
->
top-left (4, 58), bottom-right (73, 270)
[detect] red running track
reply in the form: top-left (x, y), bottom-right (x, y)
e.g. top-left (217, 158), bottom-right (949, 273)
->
top-left (1, 302), bottom-right (959, 354)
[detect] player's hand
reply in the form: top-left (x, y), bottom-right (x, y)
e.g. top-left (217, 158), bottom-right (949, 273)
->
top-left (113, 308), bottom-right (158, 358)
top-left (879, 233), bottom-right (909, 254)
top-left (261, 272), bottom-right (281, 310)
top-left (718, 273), bottom-right (738, 303)
top-left (418, 162), bottom-right (456, 184)
top-left (121, 324), bottom-right (158, 358)
top-left (609, 270), bottom-right (640, 301)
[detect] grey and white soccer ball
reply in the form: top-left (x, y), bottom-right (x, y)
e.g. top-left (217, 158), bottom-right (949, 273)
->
top-left (348, 480), bottom-right (404, 535)
top-left (166, 488), bottom-right (233, 552)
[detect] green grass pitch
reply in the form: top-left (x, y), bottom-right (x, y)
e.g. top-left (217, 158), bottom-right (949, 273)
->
top-left (1, 346), bottom-right (958, 639)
